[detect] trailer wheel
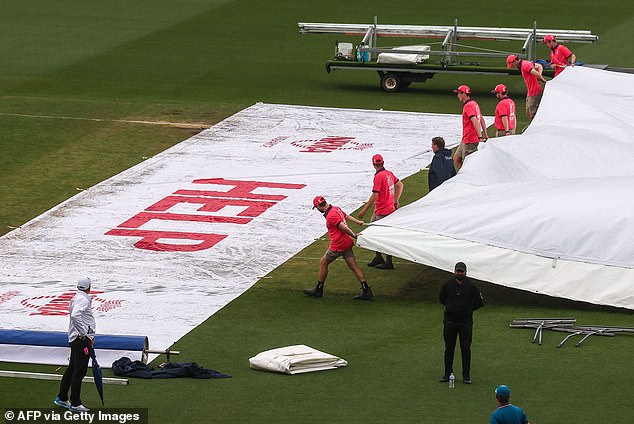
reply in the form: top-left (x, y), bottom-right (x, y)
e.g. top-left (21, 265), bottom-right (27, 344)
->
top-left (381, 73), bottom-right (402, 92)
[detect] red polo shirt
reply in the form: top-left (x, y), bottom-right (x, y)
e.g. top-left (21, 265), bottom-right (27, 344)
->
top-left (520, 60), bottom-right (543, 97)
top-left (372, 168), bottom-right (399, 216)
top-left (324, 205), bottom-right (354, 252)
top-left (550, 44), bottom-right (573, 77)
top-left (494, 97), bottom-right (517, 131)
top-left (461, 99), bottom-right (483, 144)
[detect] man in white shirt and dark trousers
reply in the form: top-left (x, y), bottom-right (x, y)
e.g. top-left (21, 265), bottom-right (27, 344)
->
top-left (54, 277), bottom-right (96, 412)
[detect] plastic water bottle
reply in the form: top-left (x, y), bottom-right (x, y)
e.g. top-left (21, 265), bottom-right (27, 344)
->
top-left (449, 373), bottom-right (455, 388)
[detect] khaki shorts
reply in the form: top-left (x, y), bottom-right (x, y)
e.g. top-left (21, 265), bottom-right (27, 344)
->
top-left (526, 92), bottom-right (543, 115)
top-left (324, 248), bottom-right (354, 263)
top-left (496, 128), bottom-right (516, 137)
top-left (455, 142), bottom-right (479, 160)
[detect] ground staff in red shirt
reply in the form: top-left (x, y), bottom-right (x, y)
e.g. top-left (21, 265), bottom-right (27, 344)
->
top-left (491, 84), bottom-right (516, 137)
top-left (358, 154), bottom-right (403, 270)
top-left (304, 196), bottom-right (374, 300)
top-left (543, 34), bottom-right (576, 78)
top-left (507, 55), bottom-right (548, 121)
top-left (453, 85), bottom-right (487, 171)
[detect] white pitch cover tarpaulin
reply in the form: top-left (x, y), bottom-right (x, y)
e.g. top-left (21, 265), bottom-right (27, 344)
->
top-left (0, 103), bottom-right (469, 364)
top-left (249, 345), bottom-right (347, 375)
top-left (358, 67), bottom-right (634, 310)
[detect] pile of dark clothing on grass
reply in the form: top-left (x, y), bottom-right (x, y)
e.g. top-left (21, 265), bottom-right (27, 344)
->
top-left (112, 357), bottom-right (231, 379)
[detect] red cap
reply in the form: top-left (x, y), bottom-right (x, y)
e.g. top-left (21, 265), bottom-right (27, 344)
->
top-left (312, 195), bottom-right (326, 209)
top-left (506, 54), bottom-right (517, 68)
top-left (372, 154), bottom-right (384, 164)
top-left (543, 34), bottom-right (555, 43)
top-left (452, 85), bottom-right (471, 95)
top-left (491, 84), bottom-right (507, 94)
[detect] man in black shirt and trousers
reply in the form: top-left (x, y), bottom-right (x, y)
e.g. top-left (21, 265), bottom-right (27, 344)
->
top-left (439, 262), bottom-right (484, 384)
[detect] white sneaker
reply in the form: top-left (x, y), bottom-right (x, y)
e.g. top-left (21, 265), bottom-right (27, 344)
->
top-left (70, 404), bottom-right (90, 412)
top-left (54, 397), bottom-right (71, 409)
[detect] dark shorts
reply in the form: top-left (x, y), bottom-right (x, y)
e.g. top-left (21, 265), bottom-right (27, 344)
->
top-left (324, 248), bottom-right (354, 263)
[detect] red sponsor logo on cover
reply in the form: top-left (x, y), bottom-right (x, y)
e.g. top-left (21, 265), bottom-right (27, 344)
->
top-left (262, 136), bottom-right (289, 148)
top-left (0, 290), bottom-right (21, 305)
top-left (20, 291), bottom-right (124, 316)
top-left (290, 136), bottom-right (372, 153)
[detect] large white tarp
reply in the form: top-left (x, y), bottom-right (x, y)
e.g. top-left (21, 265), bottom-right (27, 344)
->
top-left (0, 103), bottom-right (467, 361)
top-left (358, 67), bottom-right (634, 310)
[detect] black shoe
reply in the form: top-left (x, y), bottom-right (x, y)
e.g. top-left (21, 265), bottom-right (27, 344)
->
top-left (463, 378), bottom-right (472, 384)
top-left (439, 376), bottom-right (449, 383)
top-left (303, 287), bottom-right (323, 298)
top-left (367, 257), bottom-right (385, 267)
top-left (375, 262), bottom-right (394, 270)
top-left (354, 286), bottom-right (374, 301)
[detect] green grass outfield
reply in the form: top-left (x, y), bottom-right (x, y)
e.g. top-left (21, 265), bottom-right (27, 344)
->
top-left (1, 1), bottom-right (634, 422)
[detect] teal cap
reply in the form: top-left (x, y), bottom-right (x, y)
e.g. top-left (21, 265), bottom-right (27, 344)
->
top-left (495, 385), bottom-right (510, 398)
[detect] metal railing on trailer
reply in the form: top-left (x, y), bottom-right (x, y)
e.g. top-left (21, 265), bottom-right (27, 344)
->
top-left (298, 18), bottom-right (599, 92)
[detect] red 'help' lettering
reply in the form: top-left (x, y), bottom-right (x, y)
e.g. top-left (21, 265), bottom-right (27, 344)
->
top-left (105, 229), bottom-right (227, 252)
top-left (105, 178), bottom-right (306, 252)
top-left (176, 178), bottom-right (305, 200)
top-left (117, 211), bottom-right (252, 228)
top-left (146, 196), bottom-right (277, 217)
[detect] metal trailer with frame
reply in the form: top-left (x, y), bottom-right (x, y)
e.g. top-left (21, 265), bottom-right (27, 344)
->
top-left (298, 18), bottom-right (599, 92)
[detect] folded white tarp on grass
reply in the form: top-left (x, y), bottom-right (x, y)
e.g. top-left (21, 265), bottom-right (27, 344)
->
top-left (377, 45), bottom-right (430, 64)
top-left (249, 345), bottom-right (347, 374)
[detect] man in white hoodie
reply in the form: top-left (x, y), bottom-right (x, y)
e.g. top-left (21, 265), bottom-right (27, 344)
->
top-left (54, 277), bottom-right (96, 412)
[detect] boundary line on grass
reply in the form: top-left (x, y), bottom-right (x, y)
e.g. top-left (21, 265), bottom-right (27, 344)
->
top-left (0, 112), bottom-right (209, 129)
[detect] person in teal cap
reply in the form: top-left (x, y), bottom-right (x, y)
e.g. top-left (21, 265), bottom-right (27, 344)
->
top-left (490, 385), bottom-right (530, 424)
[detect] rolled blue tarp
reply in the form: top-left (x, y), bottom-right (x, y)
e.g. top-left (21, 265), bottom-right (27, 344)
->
top-left (0, 329), bottom-right (147, 351)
